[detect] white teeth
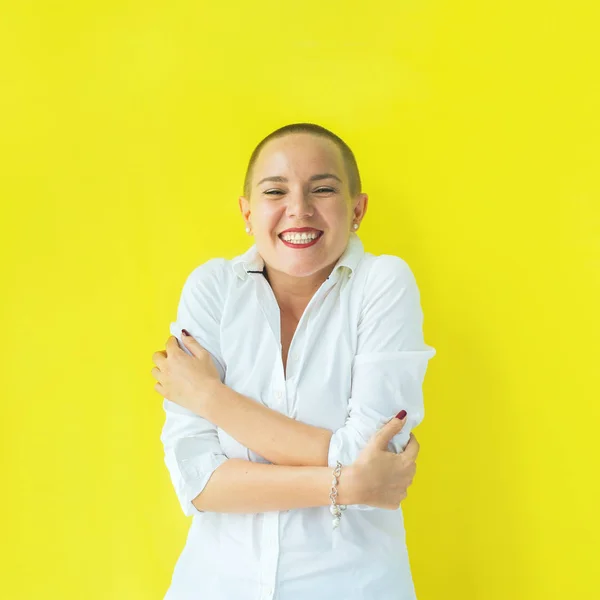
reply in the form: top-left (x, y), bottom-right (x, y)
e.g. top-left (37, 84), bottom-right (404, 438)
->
top-left (280, 231), bottom-right (321, 243)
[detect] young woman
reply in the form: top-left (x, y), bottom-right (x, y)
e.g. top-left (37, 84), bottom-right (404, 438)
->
top-left (151, 123), bottom-right (437, 599)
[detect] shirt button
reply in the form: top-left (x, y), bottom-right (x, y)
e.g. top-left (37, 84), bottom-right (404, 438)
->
top-left (274, 390), bottom-right (283, 400)
top-left (261, 586), bottom-right (274, 600)
top-left (292, 352), bottom-right (299, 361)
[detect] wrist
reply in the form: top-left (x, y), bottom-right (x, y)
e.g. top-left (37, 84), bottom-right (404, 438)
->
top-left (193, 379), bottom-right (225, 419)
top-left (336, 464), bottom-right (361, 506)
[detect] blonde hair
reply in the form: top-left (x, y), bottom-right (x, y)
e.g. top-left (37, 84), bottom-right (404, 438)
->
top-left (243, 123), bottom-right (362, 200)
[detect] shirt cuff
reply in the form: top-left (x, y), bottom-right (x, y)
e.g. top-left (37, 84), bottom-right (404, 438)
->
top-left (171, 452), bottom-right (229, 517)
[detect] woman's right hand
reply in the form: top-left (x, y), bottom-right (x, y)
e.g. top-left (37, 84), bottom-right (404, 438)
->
top-left (350, 416), bottom-right (420, 510)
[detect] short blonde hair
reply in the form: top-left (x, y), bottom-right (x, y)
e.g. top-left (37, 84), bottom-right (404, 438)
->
top-left (243, 123), bottom-right (362, 200)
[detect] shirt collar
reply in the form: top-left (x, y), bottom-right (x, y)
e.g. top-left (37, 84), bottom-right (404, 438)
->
top-left (231, 232), bottom-right (365, 282)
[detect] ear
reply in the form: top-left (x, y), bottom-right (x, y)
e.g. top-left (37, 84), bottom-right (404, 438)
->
top-left (352, 192), bottom-right (368, 224)
top-left (239, 195), bottom-right (251, 222)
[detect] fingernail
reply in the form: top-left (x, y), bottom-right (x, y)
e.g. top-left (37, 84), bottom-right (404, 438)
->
top-left (182, 329), bottom-right (190, 336)
top-left (395, 410), bottom-right (407, 420)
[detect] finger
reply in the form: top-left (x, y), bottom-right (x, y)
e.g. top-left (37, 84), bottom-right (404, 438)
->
top-left (152, 350), bottom-right (167, 365)
top-left (368, 414), bottom-right (408, 451)
top-left (154, 381), bottom-right (165, 395)
top-left (402, 432), bottom-right (420, 462)
top-left (150, 366), bottom-right (161, 381)
top-left (180, 330), bottom-right (207, 358)
top-left (165, 335), bottom-right (180, 356)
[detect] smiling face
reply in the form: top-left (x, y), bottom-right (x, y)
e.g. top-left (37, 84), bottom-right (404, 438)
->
top-left (239, 132), bottom-right (367, 281)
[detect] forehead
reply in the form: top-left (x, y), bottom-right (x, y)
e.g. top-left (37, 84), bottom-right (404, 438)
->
top-left (254, 133), bottom-right (344, 178)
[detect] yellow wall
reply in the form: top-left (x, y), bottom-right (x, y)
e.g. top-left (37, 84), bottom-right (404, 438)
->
top-left (1, 1), bottom-right (598, 598)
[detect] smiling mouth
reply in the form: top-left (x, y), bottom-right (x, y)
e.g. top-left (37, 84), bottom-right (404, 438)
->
top-left (278, 231), bottom-right (324, 247)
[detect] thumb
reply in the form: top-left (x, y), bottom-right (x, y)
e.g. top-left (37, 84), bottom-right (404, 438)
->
top-left (180, 329), bottom-right (204, 357)
top-left (368, 411), bottom-right (408, 451)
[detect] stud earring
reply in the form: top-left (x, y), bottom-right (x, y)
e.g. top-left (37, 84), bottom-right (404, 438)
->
top-left (245, 227), bottom-right (251, 233)
top-left (353, 223), bottom-right (359, 230)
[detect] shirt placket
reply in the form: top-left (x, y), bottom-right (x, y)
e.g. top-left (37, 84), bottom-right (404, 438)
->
top-left (258, 511), bottom-right (280, 600)
top-left (250, 270), bottom-right (342, 600)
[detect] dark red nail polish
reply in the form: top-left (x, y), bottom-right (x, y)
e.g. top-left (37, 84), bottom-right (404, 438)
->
top-left (182, 329), bottom-right (190, 336)
top-left (396, 410), bottom-right (407, 420)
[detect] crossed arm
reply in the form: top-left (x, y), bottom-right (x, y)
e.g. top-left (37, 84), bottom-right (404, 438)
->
top-left (176, 382), bottom-right (404, 513)
top-left (160, 256), bottom-right (435, 515)
top-left (199, 381), bottom-right (337, 467)
top-left (161, 393), bottom-right (361, 514)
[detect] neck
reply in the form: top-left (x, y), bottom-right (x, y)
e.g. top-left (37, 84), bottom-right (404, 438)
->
top-left (264, 263), bottom-right (333, 320)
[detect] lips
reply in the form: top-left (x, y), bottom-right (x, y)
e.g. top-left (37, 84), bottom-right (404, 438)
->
top-left (278, 230), bottom-right (324, 248)
top-left (278, 228), bottom-right (323, 236)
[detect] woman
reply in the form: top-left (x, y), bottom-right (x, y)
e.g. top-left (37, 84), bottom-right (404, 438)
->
top-left (151, 123), bottom-right (437, 600)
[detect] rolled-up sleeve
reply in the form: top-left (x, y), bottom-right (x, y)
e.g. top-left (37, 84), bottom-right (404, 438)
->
top-left (327, 255), bottom-right (436, 509)
top-left (160, 259), bottom-right (229, 517)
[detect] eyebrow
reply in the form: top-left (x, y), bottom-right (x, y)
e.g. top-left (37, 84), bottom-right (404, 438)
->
top-left (256, 173), bottom-right (342, 187)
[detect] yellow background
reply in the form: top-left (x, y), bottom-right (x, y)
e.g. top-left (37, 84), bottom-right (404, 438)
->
top-left (1, 1), bottom-right (598, 598)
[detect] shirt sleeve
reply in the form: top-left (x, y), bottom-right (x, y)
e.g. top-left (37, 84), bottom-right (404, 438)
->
top-left (159, 258), bottom-right (230, 517)
top-left (327, 255), bottom-right (436, 510)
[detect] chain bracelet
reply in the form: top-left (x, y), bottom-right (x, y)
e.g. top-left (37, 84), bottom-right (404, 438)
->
top-left (329, 460), bottom-right (347, 529)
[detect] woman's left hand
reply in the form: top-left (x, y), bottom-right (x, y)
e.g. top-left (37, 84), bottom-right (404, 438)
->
top-left (151, 330), bottom-right (222, 415)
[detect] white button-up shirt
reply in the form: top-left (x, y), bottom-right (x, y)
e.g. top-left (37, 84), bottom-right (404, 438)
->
top-left (160, 232), bottom-right (436, 600)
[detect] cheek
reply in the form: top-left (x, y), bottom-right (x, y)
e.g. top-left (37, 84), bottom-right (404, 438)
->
top-left (326, 203), bottom-right (351, 224)
top-left (257, 205), bottom-right (284, 231)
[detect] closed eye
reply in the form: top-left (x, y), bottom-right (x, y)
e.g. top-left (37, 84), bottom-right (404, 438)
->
top-left (264, 187), bottom-right (337, 195)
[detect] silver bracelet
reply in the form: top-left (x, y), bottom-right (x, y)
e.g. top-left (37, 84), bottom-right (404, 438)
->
top-left (329, 460), bottom-right (347, 529)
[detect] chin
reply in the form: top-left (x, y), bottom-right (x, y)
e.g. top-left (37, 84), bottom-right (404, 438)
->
top-left (285, 264), bottom-right (327, 278)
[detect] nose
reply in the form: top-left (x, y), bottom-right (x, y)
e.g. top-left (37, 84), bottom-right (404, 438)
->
top-left (286, 190), bottom-right (314, 219)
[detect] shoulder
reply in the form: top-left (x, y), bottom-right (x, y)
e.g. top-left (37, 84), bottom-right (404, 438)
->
top-left (363, 253), bottom-right (418, 294)
top-left (180, 257), bottom-right (231, 308)
top-left (184, 257), bottom-right (229, 288)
